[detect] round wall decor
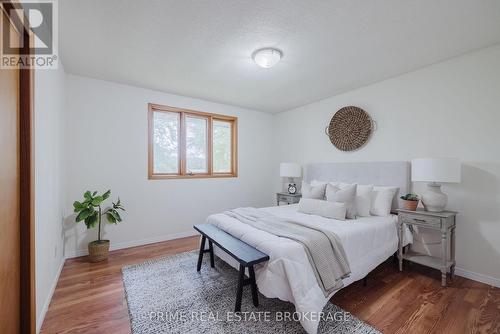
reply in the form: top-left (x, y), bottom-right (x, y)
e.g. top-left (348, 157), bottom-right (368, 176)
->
top-left (326, 106), bottom-right (373, 151)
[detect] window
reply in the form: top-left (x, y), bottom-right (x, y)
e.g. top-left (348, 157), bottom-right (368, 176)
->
top-left (148, 104), bottom-right (237, 179)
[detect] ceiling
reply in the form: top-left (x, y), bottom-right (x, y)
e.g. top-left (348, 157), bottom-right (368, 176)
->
top-left (59, 0), bottom-right (500, 113)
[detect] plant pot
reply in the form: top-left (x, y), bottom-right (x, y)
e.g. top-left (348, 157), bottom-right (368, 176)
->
top-left (402, 199), bottom-right (419, 211)
top-left (88, 240), bottom-right (110, 262)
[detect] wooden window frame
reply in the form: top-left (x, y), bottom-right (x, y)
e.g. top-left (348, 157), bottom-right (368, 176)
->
top-left (148, 103), bottom-right (238, 179)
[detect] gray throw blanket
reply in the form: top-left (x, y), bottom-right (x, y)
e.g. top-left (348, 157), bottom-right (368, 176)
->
top-left (223, 208), bottom-right (351, 296)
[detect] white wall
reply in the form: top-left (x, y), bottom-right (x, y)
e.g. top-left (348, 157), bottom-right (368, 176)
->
top-left (34, 65), bottom-right (66, 331)
top-left (64, 75), bottom-right (275, 257)
top-left (273, 44), bottom-right (500, 284)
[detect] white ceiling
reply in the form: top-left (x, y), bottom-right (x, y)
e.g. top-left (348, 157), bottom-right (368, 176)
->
top-left (59, 0), bottom-right (500, 113)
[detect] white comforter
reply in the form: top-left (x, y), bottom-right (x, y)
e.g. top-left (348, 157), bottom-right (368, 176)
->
top-left (207, 204), bottom-right (412, 334)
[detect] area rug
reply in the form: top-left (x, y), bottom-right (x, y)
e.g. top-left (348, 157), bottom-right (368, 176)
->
top-left (122, 251), bottom-right (380, 334)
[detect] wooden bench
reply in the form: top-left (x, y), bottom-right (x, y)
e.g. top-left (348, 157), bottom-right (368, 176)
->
top-left (193, 224), bottom-right (269, 312)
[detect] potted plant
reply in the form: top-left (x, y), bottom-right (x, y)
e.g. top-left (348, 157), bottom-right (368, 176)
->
top-left (400, 193), bottom-right (419, 211)
top-left (73, 190), bottom-right (125, 262)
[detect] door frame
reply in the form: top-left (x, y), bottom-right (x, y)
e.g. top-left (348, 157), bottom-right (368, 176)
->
top-left (1, 1), bottom-right (36, 333)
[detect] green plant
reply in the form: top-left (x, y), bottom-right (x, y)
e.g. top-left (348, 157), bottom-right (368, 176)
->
top-left (400, 193), bottom-right (419, 201)
top-left (73, 190), bottom-right (125, 242)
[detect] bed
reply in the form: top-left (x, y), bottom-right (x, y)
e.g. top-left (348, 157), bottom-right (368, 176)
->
top-left (206, 161), bottom-right (412, 334)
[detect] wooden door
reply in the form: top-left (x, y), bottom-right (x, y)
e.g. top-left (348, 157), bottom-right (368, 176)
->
top-left (0, 3), bottom-right (35, 333)
top-left (0, 8), bottom-right (21, 333)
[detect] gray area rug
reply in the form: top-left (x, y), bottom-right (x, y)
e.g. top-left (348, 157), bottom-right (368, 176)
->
top-left (122, 251), bottom-right (381, 334)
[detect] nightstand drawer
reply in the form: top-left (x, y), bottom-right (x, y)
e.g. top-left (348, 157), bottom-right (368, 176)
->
top-left (400, 213), bottom-right (441, 229)
top-left (276, 193), bottom-right (301, 205)
top-left (279, 195), bottom-right (295, 202)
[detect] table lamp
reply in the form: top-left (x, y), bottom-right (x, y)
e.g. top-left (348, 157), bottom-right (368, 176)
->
top-left (411, 158), bottom-right (461, 212)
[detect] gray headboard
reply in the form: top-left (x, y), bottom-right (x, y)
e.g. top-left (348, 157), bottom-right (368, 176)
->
top-left (304, 161), bottom-right (410, 210)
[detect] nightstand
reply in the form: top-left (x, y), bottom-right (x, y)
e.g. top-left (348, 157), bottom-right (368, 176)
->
top-left (397, 209), bottom-right (457, 287)
top-left (276, 192), bottom-right (301, 206)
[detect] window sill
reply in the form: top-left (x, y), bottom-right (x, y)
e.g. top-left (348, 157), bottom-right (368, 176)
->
top-left (148, 173), bottom-right (237, 180)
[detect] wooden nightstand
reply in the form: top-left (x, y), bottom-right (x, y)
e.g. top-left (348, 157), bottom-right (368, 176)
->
top-left (397, 209), bottom-right (457, 287)
top-left (276, 192), bottom-right (301, 206)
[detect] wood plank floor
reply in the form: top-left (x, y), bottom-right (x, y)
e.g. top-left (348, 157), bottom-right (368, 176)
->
top-left (41, 236), bottom-right (500, 334)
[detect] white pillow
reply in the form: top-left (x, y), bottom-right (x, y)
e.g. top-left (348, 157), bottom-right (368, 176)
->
top-left (325, 184), bottom-right (357, 219)
top-left (335, 182), bottom-right (373, 217)
top-left (301, 181), bottom-right (326, 199)
top-left (370, 186), bottom-right (399, 216)
top-left (298, 198), bottom-right (346, 220)
top-left (355, 184), bottom-right (374, 217)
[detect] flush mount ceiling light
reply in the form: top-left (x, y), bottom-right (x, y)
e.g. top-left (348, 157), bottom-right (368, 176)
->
top-left (252, 48), bottom-right (282, 68)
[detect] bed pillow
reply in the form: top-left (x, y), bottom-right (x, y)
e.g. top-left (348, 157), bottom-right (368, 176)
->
top-left (301, 181), bottom-right (327, 199)
top-left (335, 182), bottom-right (373, 217)
top-left (325, 184), bottom-right (357, 219)
top-left (355, 184), bottom-right (374, 217)
top-left (298, 198), bottom-right (346, 220)
top-left (370, 186), bottom-right (399, 216)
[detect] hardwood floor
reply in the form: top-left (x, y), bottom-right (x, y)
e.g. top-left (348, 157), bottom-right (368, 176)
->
top-left (40, 236), bottom-right (199, 334)
top-left (41, 236), bottom-right (500, 334)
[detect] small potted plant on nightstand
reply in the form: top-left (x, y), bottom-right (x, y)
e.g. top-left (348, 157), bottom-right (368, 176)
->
top-left (73, 190), bottom-right (125, 262)
top-left (400, 193), bottom-right (419, 211)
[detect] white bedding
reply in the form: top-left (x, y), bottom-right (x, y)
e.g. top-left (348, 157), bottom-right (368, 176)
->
top-left (207, 204), bottom-right (412, 334)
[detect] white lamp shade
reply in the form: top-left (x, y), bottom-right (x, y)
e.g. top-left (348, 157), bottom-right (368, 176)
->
top-left (411, 158), bottom-right (461, 183)
top-left (280, 163), bottom-right (302, 178)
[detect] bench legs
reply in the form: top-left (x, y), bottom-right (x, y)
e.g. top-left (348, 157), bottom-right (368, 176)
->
top-left (196, 235), bottom-right (259, 312)
top-left (235, 264), bottom-right (245, 312)
top-left (234, 264), bottom-right (259, 312)
top-left (196, 236), bottom-right (214, 271)
top-left (208, 241), bottom-right (214, 268)
top-left (197, 236), bottom-right (206, 271)
top-left (249, 266), bottom-right (258, 307)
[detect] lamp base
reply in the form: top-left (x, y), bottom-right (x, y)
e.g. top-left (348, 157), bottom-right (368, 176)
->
top-left (422, 183), bottom-right (447, 212)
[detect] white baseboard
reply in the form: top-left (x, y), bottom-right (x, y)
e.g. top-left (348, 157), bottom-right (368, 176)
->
top-left (64, 230), bottom-right (199, 259)
top-left (455, 267), bottom-right (500, 288)
top-left (37, 257), bottom-right (65, 334)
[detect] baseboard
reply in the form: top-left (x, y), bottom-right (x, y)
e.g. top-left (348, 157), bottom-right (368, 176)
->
top-left (64, 230), bottom-right (199, 259)
top-left (455, 267), bottom-right (500, 288)
top-left (37, 257), bottom-right (65, 334)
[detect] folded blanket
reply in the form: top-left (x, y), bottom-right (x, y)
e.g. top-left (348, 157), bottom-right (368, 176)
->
top-left (224, 207), bottom-right (351, 296)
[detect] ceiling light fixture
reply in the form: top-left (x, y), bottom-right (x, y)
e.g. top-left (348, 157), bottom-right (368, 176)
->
top-left (252, 48), bottom-right (282, 68)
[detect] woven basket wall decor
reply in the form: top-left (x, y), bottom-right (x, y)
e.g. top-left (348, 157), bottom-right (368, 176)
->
top-left (326, 106), bottom-right (373, 151)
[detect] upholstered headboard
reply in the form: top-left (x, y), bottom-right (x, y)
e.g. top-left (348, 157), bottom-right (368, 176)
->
top-left (304, 161), bottom-right (410, 210)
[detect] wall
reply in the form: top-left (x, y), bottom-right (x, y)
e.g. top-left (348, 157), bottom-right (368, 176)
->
top-left (64, 75), bottom-right (274, 257)
top-left (34, 65), bottom-right (67, 331)
top-left (273, 44), bottom-right (500, 285)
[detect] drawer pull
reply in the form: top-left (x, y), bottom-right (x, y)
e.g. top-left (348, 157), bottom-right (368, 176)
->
top-left (414, 218), bottom-right (426, 223)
